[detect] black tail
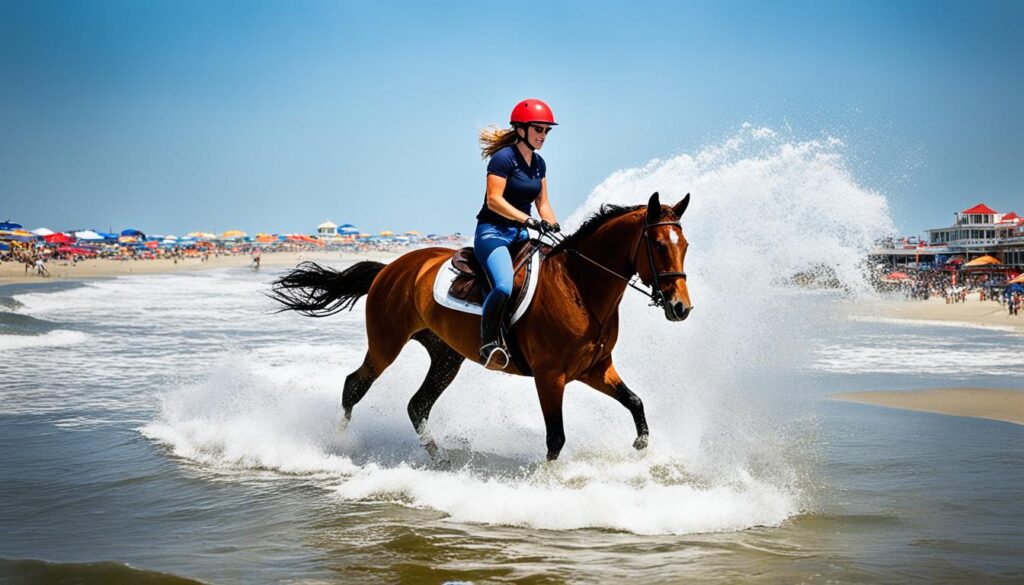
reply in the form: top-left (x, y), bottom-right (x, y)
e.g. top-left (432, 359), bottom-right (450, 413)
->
top-left (269, 261), bottom-right (386, 317)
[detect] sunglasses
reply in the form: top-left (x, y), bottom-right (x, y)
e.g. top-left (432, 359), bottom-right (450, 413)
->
top-left (529, 124), bottom-right (553, 135)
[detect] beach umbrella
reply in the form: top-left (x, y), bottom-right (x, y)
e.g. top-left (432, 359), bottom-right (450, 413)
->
top-left (32, 228), bottom-right (55, 236)
top-left (964, 255), bottom-right (1000, 267)
top-left (144, 241), bottom-right (159, 249)
top-left (357, 233), bottom-right (371, 238)
top-left (1007, 274), bottom-right (1024, 285)
top-left (221, 230), bottom-right (247, 239)
top-left (74, 230), bottom-right (105, 241)
top-left (43, 232), bottom-right (75, 244)
top-left (0, 242), bottom-right (9, 251)
top-left (121, 228), bottom-right (146, 239)
top-left (886, 272), bottom-right (910, 280)
top-left (0, 231), bottom-right (35, 242)
top-left (0, 220), bottom-right (22, 230)
top-left (403, 230), bottom-right (420, 236)
top-left (339, 226), bottom-right (360, 234)
top-left (379, 231), bottom-right (394, 237)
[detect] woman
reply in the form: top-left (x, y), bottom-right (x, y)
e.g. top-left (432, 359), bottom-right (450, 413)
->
top-left (475, 98), bottom-right (561, 369)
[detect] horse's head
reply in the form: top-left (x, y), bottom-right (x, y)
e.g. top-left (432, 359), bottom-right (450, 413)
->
top-left (633, 192), bottom-right (692, 321)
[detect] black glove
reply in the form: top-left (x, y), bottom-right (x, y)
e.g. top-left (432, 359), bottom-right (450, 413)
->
top-left (524, 217), bottom-right (542, 231)
top-left (544, 221), bottom-right (561, 234)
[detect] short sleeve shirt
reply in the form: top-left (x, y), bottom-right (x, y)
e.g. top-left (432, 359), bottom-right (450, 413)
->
top-left (476, 145), bottom-right (546, 226)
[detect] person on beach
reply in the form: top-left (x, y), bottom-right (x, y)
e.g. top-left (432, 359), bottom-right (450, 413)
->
top-left (251, 247), bottom-right (262, 272)
top-left (34, 257), bottom-right (49, 277)
top-left (474, 98), bottom-right (561, 369)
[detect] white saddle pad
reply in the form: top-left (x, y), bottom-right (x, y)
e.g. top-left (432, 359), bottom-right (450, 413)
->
top-left (431, 248), bottom-right (541, 326)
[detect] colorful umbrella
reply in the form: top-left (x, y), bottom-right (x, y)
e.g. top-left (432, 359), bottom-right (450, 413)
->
top-left (964, 255), bottom-right (1000, 267)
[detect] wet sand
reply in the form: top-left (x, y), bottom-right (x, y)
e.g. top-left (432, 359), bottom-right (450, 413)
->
top-left (879, 296), bottom-right (1024, 335)
top-left (0, 250), bottom-right (401, 287)
top-left (833, 388), bottom-right (1024, 426)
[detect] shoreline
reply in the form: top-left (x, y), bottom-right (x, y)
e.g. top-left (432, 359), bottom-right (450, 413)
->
top-left (832, 388), bottom-right (1024, 426)
top-left (0, 250), bottom-right (403, 288)
top-left (850, 296), bottom-right (1024, 336)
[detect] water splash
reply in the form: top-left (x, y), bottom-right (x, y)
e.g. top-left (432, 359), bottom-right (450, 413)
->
top-left (141, 126), bottom-right (895, 535)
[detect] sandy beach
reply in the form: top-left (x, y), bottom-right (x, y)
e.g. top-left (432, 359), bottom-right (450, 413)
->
top-left (833, 388), bottom-right (1024, 426)
top-left (851, 295), bottom-right (1024, 335)
top-left (833, 298), bottom-right (1024, 425)
top-left (0, 250), bottom-right (401, 287)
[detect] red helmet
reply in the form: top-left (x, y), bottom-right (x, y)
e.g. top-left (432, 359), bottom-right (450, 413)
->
top-left (510, 99), bottom-right (557, 126)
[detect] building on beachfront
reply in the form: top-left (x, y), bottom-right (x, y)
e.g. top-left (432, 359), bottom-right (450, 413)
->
top-left (317, 220), bottom-right (338, 236)
top-left (872, 202), bottom-right (1024, 270)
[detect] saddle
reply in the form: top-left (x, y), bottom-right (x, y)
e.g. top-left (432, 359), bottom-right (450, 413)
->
top-left (447, 240), bottom-right (546, 308)
top-left (432, 240), bottom-right (550, 376)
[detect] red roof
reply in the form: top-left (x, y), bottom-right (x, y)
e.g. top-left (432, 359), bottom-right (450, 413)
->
top-left (961, 203), bottom-right (998, 214)
top-left (999, 211), bottom-right (1019, 222)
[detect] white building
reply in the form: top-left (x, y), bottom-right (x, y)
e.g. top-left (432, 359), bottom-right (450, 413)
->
top-left (873, 202), bottom-right (1024, 269)
top-left (317, 220), bottom-right (338, 236)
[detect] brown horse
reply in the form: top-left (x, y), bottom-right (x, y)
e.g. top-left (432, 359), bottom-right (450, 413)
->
top-left (271, 192), bottom-right (692, 460)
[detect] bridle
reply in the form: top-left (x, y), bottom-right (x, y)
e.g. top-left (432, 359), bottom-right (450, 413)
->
top-left (629, 219), bottom-right (688, 308)
top-left (546, 215), bottom-right (687, 308)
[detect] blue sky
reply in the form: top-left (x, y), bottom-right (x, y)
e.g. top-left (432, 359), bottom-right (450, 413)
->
top-left (1, 0), bottom-right (1021, 236)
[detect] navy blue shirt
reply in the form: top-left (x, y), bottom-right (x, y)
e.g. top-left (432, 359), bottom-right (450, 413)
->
top-left (476, 145), bottom-right (546, 226)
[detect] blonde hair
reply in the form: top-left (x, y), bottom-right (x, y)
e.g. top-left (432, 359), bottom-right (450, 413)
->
top-left (478, 125), bottom-right (520, 159)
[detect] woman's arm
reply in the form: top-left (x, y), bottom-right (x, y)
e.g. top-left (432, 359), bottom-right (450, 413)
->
top-left (486, 174), bottom-right (532, 223)
top-left (534, 178), bottom-right (558, 224)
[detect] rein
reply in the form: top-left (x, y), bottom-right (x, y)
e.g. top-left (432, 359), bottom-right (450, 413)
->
top-left (541, 218), bottom-right (686, 308)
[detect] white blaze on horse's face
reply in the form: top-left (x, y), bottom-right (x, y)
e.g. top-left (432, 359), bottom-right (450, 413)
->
top-left (643, 191), bottom-right (693, 322)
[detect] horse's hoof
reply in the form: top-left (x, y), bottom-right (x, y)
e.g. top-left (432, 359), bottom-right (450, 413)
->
top-left (633, 434), bottom-right (649, 450)
top-left (337, 412), bottom-right (352, 433)
top-left (430, 457), bottom-right (452, 471)
top-left (546, 451), bottom-right (561, 461)
top-left (422, 439), bottom-right (439, 459)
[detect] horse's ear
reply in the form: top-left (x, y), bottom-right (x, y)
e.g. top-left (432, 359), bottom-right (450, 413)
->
top-left (646, 192), bottom-right (661, 223)
top-left (673, 193), bottom-right (691, 217)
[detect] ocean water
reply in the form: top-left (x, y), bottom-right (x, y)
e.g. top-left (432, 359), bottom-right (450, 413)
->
top-left (2, 128), bottom-right (1022, 583)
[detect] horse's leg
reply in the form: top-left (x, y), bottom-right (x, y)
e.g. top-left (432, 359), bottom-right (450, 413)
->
top-left (408, 330), bottom-right (465, 458)
top-left (340, 317), bottom-right (411, 431)
top-left (579, 359), bottom-right (649, 450)
top-left (535, 372), bottom-right (567, 460)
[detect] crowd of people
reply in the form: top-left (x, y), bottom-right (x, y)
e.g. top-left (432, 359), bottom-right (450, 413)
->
top-left (887, 268), bottom-right (1023, 317)
top-left (0, 233), bottom-right (465, 279)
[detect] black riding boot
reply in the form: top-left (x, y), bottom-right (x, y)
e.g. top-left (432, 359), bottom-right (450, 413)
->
top-left (480, 289), bottom-right (510, 370)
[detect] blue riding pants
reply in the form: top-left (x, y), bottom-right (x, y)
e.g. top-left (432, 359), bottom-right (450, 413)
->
top-left (474, 222), bottom-right (528, 305)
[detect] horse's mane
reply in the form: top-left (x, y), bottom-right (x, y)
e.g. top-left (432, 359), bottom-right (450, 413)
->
top-left (550, 204), bottom-right (643, 255)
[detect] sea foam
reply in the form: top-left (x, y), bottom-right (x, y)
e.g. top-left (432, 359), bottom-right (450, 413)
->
top-left (0, 330), bottom-right (89, 351)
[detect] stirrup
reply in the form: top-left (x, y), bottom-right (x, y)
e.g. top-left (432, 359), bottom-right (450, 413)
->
top-left (480, 342), bottom-right (509, 370)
